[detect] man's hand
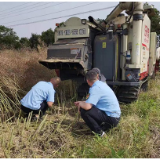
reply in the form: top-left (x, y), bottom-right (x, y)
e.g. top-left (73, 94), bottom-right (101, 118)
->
top-left (74, 101), bottom-right (92, 110)
top-left (74, 101), bottom-right (80, 107)
top-left (47, 101), bottom-right (53, 107)
top-left (74, 101), bottom-right (81, 114)
top-left (74, 101), bottom-right (86, 106)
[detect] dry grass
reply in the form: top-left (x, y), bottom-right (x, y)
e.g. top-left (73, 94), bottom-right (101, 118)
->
top-left (0, 49), bottom-right (160, 157)
top-left (0, 48), bottom-right (56, 119)
top-left (0, 48), bottom-right (54, 91)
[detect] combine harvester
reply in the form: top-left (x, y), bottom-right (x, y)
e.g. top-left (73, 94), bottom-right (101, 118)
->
top-left (156, 36), bottom-right (160, 72)
top-left (39, 2), bottom-right (160, 103)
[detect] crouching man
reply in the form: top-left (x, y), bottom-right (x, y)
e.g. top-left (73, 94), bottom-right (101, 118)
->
top-left (20, 77), bottom-right (61, 120)
top-left (74, 71), bottom-right (121, 137)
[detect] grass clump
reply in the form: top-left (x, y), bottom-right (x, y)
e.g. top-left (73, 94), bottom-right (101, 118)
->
top-left (0, 76), bottom-right (22, 121)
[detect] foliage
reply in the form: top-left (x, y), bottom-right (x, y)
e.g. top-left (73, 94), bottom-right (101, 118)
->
top-left (41, 28), bottom-right (54, 47)
top-left (29, 33), bottom-right (41, 51)
top-left (20, 37), bottom-right (30, 48)
top-left (0, 25), bottom-right (19, 49)
top-left (54, 22), bottom-right (64, 31)
top-left (148, 3), bottom-right (160, 34)
top-left (14, 42), bottom-right (21, 50)
top-left (97, 18), bottom-right (104, 23)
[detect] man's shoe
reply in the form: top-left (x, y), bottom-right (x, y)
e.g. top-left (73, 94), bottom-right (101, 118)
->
top-left (100, 131), bottom-right (107, 138)
top-left (31, 115), bottom-right (38, 122)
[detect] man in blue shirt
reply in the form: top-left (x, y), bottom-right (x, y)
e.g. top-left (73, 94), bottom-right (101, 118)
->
top-left (20, 77), bottom-right (61, 120)
top-left (75, 70), bottom-right (121, 137)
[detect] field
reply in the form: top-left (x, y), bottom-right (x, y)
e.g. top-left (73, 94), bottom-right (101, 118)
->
top-left (0, 49), bottom-right (160, 158)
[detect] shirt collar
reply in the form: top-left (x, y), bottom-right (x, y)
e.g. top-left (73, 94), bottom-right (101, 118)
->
top-left (92, 80), bottom-right (99, 87)
top-left (48, 82), bottom-right (54, 89)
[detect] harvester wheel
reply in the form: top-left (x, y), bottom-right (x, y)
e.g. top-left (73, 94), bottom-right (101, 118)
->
top-left (116, 86), bottom-right (140, 103)
top-left (141, 80), bottom-right (148, 92)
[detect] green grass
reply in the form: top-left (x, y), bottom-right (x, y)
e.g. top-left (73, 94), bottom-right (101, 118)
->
top-left (0, 74), bottom-right (160, 158)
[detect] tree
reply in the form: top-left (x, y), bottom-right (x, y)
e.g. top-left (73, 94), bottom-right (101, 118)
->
top-left (14, 42), bottom-right (22, 50)
top-left (20, 37), bottom-right (30, 48)
top-left (0, 25), bottom-right (19, 49)
top-left (41, 28), bottom-right (54, 47)
top-left (96, 18), bottom-right (106, 28)
top-left (147, 3), bottom-right (160, 34)
top-left (97, 18), bottom-right (104, 23)
top-left (29, 33), bottom-right (41, 51)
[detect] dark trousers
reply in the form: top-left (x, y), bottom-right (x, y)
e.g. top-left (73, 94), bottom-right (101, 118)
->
top-left (21, 101), bottom-right (49, 117)
top-left (80, 106), bottom-right (120, 134)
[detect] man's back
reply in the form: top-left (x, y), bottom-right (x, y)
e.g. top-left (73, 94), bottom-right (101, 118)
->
top-left (21, 81), bottom-right (55, 110)
top-left (86, 80), bottom-right (121, 118)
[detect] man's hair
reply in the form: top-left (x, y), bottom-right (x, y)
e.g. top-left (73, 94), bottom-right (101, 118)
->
top-left (53, 77), bottom-right (61, 83)
top-left (92, 68), bottom-right (100, 75)
top-left (50, 77), bottom-right (61, 85)
top-left (86, 70), bottom-right (98, 82)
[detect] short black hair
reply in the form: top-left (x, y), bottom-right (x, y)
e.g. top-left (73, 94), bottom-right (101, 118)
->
top-left (86, 70), bottom-right (98, 82)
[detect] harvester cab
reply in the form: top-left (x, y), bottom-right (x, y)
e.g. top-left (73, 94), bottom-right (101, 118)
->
top-left (39, 16), bottom-right (104, 96)
top-left (39, 2), bottom-right (158, 103)
top-left (39, 17), bottom-right (99, 82)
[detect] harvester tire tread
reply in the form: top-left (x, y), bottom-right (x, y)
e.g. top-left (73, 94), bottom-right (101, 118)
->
top-left (116, 86), bottom-right (140, 103)
top-left (141, 80), bottom-right (148, 92)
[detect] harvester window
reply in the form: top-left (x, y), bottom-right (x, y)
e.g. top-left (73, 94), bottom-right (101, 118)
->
top-left (79, 28), bottom-right (86, 35)
top-left (64, 30), bottom-right (70, 35)
top-left (58, 30), bottom-right (63, 36)
top-left (72, 29), bottom-right (78, 35)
